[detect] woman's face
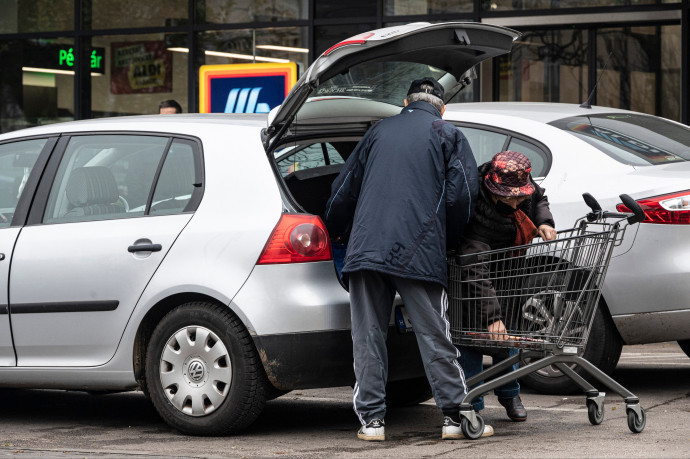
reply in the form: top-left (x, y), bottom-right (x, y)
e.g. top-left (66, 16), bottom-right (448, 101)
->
top-left (490, 193), bottom-right (530, 210)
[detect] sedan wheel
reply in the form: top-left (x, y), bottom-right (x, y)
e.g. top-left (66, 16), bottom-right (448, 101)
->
top-left (520, 305), bottom-right (622, 394)
top-left (145, 301), bottom-right (266, 435)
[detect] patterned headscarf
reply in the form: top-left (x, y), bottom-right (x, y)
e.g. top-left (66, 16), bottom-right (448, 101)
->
top-left (484, 151), bottom-right (535, 197)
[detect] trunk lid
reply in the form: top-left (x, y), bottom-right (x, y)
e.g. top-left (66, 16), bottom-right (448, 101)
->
top-left (264, 22), bottom-right (519, 148)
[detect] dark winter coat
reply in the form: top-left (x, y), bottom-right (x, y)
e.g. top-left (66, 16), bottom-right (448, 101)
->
top-left (459, 161), bottom-right (555, 326)
top-left (324, 101), bottom-right (478, 288)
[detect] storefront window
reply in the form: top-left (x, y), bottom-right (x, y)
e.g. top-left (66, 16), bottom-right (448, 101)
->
top-left (88, 0), bottom-right (187, 30)
top-left (90, 33), bottom-right (188, 117)
top-left (0, 38), bottom-right (76, 133)
top-left (198, 27), bottom-right (309, 72)
top-left (483, 0), bottom-right (679, 12)
top-left (498, 29), bottom-right (589, 104)
top-left (196, 0), bottom-right (308, 23)
top-left (385, 0), bottom-right (473, 15)
top-left (596, 26), bottom-right (680, 120)
top-left (315, 0), bottom-right (377, 19)
top-left (0, 0), bottom-right (73, 34)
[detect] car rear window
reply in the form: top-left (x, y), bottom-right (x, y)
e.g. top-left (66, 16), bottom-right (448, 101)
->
top-left (311, 61), bottom-right (447, 107)
top-left (549, 113), bottom-right (690, 166)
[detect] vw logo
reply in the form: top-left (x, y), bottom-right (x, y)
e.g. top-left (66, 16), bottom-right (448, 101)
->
top-left (188, 360), bottom-right (205, 382)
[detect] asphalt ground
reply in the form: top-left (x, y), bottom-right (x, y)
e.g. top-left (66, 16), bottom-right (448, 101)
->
top-left (0, 342), bottom-right (688, 458)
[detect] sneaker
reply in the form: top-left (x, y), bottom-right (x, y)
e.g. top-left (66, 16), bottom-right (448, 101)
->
top-left (441, 416), bottom-right (494, 439)
top-left (357, 418), bottom-right (385, 441)
top-left (498, 396), bottom-right (527, 422)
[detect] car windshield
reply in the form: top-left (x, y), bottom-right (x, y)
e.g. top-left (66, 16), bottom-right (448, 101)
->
top-left (549, 113), bottom-right (690, 166)
top-left (311, 61), bottom-right (448, 107)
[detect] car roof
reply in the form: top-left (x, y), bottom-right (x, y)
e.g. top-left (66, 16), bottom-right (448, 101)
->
top-left (0, 113), bottom-right (268, 140)
top-left (444, 102), bottom-right (632, 124)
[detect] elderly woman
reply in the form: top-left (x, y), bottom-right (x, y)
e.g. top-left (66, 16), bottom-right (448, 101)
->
top-left (456, 150), bottom-right (557, 426)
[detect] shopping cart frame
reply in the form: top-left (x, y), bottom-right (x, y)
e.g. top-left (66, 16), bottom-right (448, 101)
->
top-left (451, 193), bottom-right (647, 439)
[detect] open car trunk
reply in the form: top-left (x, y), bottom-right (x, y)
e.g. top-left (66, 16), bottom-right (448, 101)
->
top-left (271, 98), bottom-right (399, 217)
top-left (265, 21), bottom-right (518, 217)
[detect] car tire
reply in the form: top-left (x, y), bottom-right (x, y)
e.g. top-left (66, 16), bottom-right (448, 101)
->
top-left (145, 301), bottom-right (266, 435)
top-left (519, 304), bottom-right (623, 394)
top-left (385, 377), bottom-right (433, 406)
top-left (678, 340), bottom-right (690, 359)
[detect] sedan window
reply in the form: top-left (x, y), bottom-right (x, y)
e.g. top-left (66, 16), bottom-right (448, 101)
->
top-left (0, 138), bottom-right (47, 228)
top-left (457, 127), bottom-right (508, 167)
top-left (550, 113), bottom-right (690, 166)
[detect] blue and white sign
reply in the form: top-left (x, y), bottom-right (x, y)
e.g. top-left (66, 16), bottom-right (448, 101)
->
top-left (199, 63), bottom-right (297, 114)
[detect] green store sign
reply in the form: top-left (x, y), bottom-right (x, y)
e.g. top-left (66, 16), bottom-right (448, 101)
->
top-left (57, 46), bottom-right (105, 74)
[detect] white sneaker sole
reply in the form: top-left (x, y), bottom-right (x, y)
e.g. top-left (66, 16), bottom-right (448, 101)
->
top-left (357, 433), bottom-right (385, 441)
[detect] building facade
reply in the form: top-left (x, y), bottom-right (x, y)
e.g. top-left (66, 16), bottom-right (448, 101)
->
top-left (0, 0), bottom-right (687, 133)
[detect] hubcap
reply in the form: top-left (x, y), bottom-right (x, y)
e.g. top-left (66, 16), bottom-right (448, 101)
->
top-left (159, 325), bottom-right (232, 416)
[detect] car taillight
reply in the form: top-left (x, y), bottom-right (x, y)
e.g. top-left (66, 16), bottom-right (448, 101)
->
top-left (617, 190), bottom-right (690, 224)
top-left (257, 214), bottom-right (332, 264)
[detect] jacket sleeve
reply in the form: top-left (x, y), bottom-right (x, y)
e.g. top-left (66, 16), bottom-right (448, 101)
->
top-left (323, 126), bottom-right (374, 241)
top-left (442, 123), bottom-right (479, 248)
top-left (530, 178), bottom-right (556, 228)
top-left (459, 239), bottom-right (503, 327)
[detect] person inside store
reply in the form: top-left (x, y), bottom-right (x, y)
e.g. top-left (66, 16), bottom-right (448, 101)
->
top-left (455, 150), bottom-right (557, 423)
top-left (158, 99), bottom-right (183, 114)
top-left (324, 76), bottom-right (485, 441)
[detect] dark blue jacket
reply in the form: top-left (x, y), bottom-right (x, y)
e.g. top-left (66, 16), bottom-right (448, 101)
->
top-left (324, 101), bottom-right (478, 287)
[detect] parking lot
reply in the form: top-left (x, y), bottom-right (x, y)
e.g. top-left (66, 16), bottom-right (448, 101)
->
top-left (0, 342), bottom-right (688, 458)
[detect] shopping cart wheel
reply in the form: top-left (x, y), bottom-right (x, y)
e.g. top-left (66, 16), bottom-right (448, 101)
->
top-left (626, 406), bottom-right (646, 433)
top-left (587, 399), bottom-right (604, 425)
top-left (461, 413), bottom-right (485, 440)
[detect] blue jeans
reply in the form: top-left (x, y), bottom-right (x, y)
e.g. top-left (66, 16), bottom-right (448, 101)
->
top-left (457, 346), bottom-right (520, 412)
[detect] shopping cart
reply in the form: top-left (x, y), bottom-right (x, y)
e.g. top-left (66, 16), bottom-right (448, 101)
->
top-left (448, 193), bottom-right (647, 439)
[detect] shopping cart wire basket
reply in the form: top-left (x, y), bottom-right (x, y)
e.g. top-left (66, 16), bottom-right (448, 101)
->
top-left (448, 193), bottom-right (647, 439)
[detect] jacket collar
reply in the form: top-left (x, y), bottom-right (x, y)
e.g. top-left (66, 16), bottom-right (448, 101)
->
top-left (401, 100), bottom-right (442, 117)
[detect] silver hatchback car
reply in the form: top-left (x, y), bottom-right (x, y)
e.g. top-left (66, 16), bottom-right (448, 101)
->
top-left (0, 22), bottom-right (518, 435)
top-left (2, 21), bottom-right (689, 435)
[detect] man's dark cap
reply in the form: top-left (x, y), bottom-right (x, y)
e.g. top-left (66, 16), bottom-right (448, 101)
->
top-left (407, 77), bottom-right (444, 101)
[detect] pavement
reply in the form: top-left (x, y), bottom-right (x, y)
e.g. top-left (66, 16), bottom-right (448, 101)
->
top-left (0, 342), bottom-right (688, 458)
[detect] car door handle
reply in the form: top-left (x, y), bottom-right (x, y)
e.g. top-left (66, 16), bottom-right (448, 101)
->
top-left (128, 244), bottom-right (162, 253)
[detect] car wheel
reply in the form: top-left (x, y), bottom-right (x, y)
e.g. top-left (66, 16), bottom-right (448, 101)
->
top-left (145, 301), bottom-right (266, 435)
top-left (519, 305), bottom-right (623, 394)
top-left (386, 377), bottom-right (433, 406)
top-left (678, 339), bottom-right (690, 359)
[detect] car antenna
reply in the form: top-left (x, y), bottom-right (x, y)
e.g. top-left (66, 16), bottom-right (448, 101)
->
top-left (580, 52), bottom-right (613, 109)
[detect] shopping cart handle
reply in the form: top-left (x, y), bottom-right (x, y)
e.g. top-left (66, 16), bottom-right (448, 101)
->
top-left (582, 193), bottom-right (602, 222)
top-left (619, 194), bottom-right (646, 224)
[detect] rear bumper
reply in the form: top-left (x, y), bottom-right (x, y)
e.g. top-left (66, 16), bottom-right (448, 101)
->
top-left (253, 327), bottom-right (425, 390)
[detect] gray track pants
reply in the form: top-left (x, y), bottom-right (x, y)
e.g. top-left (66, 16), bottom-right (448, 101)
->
top-left (349, 270), bottom-right (468, 424)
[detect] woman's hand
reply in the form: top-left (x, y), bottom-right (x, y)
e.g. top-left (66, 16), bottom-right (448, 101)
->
top-left (487, 320), bottom-right (508, 341)
top-left (538, 224), bottom-right (557, 241)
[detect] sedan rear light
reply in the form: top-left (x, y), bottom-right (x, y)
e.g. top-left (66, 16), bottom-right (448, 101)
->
top-left (257, 214), bottom-right (332, 264)
top-left (617, 190), bottom-right (690, 224)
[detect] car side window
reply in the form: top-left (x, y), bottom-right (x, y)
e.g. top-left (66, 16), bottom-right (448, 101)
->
top-left (0, 138), bottom-right (47, 228)
top-left (276, 142), bottom-right (344, 177)
top-left (506, 137), bottom-right (549, 178)
top-left (150, 140), bottom-right (197, 215)
top-left (457, 127), bottom-right (508, 167)
top-left (43, 135), bottom-right (169, 223)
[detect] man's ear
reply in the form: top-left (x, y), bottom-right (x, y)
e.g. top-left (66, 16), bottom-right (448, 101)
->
top-left (441, 105), bottom-right (446, 115)
top-left (404, 99), bottom-right (408, 106)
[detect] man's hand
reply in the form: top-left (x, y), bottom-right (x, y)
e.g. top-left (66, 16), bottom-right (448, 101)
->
top-left (487, 320), bottom-right (508, 341)
top-left (538, 224), bottom-right (557, 241)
